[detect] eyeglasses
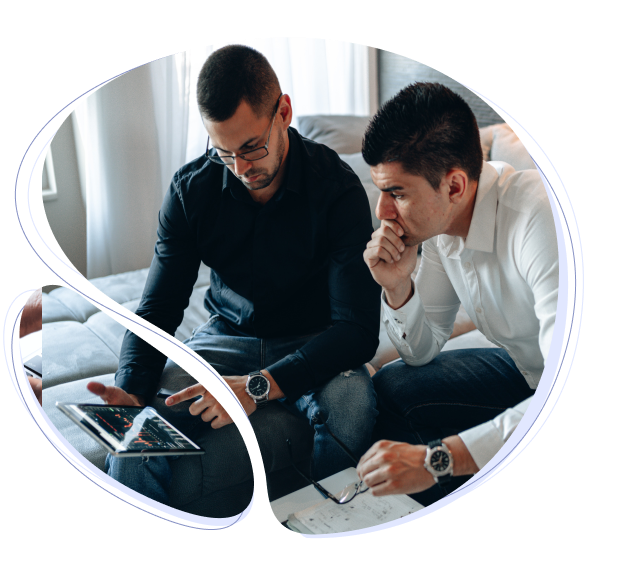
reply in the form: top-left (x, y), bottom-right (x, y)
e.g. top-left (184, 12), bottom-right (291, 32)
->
top-left (205, 93), bottom-right (283, 166)
top-left (286, 411), bottom-right (369, 505)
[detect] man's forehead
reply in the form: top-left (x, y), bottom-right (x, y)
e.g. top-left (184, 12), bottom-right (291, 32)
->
top-left (371, 161), bottom-right (410, 185)
top-left (202, 101), bottom-right (267, 150)
top-left (371, 162), bottom-right (435, 193)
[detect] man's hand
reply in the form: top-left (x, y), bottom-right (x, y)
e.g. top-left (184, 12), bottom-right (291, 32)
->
top-left (86, 382), bottom-right (145, 407)
top-left (28, 376), bottom-right (42, 406)
top-left (356, 436), bottom-right (479, 497)
top-left (20, 289), bottom-right (42, 338)
top-left (164, 375), bottom-right (257, 429)
top-left (356, 440), bottom-right (435, 496)
top-left (363, 220), bottom-right (419, 309)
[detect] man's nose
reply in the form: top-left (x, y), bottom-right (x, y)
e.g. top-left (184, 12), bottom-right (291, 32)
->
top-left (233, 155), bottom-right (252, 177)
top-left (376, 192), bottom-right (396, 221)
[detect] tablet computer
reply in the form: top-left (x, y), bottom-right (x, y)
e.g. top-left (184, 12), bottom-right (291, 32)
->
top-left (56, 403), bottom-right (205, 457)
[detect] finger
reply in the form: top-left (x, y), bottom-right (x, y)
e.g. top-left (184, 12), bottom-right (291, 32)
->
top-left (188, 394), bottom-right (217, 416)
top-left (366, 245), bottom-right (397, 265)
top-left (210, 411), bottom-right (233, 429)
top-left (357, 445), bottom-right (377, 474)
top-left (87, 381), bottom-right (119, 404)
top-left (375, 235), bottom-right (404, 262)
top-left (377, 224), bottom-right (407, 254)
top-left (86, 381), bottom-right (107, 397)
top-left (166, 383), bottom-right (208, 406)
top-left (200, 406), bottom-right (218, 423)
top-left (380, 219), bottom-right (405, 238)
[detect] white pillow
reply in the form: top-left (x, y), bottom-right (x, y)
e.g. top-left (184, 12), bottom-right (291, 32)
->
top-left (298, 115), bottom-right (371, 154)
top-left (480, 123), bottom-right (535, 171)
top-left (339, 152), bottom-right (381, 230)
top-left (479, 125), bottom-right (494, 161)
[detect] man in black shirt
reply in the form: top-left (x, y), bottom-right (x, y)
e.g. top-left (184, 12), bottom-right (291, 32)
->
top-left (87, 45), bottom-right (381, 510)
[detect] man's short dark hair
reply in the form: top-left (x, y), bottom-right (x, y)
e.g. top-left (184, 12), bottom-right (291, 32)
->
top-left (197, 44), bottom-right (281, 122)
top-left (362, 82), bottom-right (483, 189)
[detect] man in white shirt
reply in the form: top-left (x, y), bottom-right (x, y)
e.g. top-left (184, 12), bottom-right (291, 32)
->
top-left (356, 83), bottom-right (558, 504)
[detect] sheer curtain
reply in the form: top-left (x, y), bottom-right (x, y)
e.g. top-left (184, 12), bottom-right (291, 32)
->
top-left (74, 40), bottom-right (372, 278)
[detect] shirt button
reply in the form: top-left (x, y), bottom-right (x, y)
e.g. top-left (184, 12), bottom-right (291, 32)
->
top-left (464, 262), bottom-right (471, 270)
top-left (522, 371), bottom-right (529, 376)
top-left (476, 307), bottom-right (482, 313)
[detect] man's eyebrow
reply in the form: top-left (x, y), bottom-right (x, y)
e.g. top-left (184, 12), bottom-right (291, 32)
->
top-left (379, 185), bottom-right (403, 193)
top-left (212, 136), bottom-right (260, 154)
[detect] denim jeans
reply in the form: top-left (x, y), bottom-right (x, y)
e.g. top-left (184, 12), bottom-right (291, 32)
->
top-left (372, 348), bottom-right (535, 506)
top-left (107, 315), bottom-right (377, 504)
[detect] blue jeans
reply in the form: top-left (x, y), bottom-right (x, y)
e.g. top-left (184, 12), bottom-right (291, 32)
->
top-left (372, 348), bottom-right (535, 505)
top-left (107, 315), bottom-right (377, 504)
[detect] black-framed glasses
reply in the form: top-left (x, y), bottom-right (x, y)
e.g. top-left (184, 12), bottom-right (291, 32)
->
top-left (286, 411), bottom-right (369, 505)
top-left (205, 93), bottom-right (282, 165)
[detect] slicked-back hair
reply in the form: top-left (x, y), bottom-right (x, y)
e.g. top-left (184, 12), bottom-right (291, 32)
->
top-left (197, 44), bottom-right (281, 122)
top-left (362, 82), bottom-right (483, 190)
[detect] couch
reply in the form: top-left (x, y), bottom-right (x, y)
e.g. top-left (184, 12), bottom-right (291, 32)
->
top-left (42, 117), bottom-right (534, 518)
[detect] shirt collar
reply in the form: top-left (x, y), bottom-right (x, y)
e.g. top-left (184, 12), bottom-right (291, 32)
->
top-left (221, 127), bottom-right (302, 198)
top-left (436, 161), bottom-right (499, 258)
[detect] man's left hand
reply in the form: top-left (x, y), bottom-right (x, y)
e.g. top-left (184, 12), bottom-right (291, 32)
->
top-left (356, 440), bottom-right (436, 496)
top-left (165, 375), bottom-right (256, 429)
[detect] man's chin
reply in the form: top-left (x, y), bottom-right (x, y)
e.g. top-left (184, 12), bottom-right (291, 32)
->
top-left (242, 179), bottom-right (267, 190)
top-left (401, 235), bottom-right (420, 248)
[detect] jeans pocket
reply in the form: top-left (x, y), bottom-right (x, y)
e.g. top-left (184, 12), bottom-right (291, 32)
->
top-left (190, 314), bottom-right (221, 340)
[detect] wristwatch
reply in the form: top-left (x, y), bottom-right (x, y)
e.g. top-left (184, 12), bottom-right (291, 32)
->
top-left (423, 439), bottom-right (454, 487)
top-left (245, 371), bottom-right (271, 408)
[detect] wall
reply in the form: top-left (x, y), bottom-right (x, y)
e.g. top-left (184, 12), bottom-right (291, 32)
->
top-left (378, 50), bottom-right (504, 127)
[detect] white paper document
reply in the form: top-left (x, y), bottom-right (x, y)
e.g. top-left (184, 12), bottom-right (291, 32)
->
top-left (287, 491), bottom-right (423, 534)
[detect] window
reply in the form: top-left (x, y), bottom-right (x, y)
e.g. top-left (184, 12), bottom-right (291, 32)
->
top-left (42, 149), bottom-right (57, 202)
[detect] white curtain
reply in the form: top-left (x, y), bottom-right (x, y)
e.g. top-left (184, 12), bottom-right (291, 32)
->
top-left (74, 40), bottom-right (371, 278)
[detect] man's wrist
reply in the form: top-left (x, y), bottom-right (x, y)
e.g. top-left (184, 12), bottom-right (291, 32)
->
top-left (384, 278), bottom-right (414, 310)
top-left (442, 435), bottom-right (479, 476)
top-left (260, 369), bottom-right (284, 399)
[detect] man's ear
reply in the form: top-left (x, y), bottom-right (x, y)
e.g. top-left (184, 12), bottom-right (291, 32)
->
top-left (279, 93), bottom-right (293, 129)
top-left (445, 169), bottom-right (469, 203)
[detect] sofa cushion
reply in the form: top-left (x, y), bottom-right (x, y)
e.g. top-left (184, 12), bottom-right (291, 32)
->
top-left (481, 123), bottom-right (535, 171)
top-left (42, 292), bottom-right (81, 324)
top-left (298, 115), bottom-right (371, 154)
top-left (42, 321), bottom-right (120, 388)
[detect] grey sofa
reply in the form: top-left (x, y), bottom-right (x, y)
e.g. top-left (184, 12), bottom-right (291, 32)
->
top-left (42, 118), bottom-right (533, 519)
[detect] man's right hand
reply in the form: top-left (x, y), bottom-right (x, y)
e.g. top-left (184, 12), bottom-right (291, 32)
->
top-left (86, 382), bottom-right (145, 407)
top-left (364, 220), bottom-right (419, 309)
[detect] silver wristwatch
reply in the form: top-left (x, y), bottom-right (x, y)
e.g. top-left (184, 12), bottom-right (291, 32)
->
top-left (245, 371), bottom-right (270, 408)
top-left (423, 439), bottom-right (454, 487)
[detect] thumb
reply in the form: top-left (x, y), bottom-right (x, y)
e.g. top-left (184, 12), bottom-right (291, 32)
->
top-left (86, 381), bottom-right (107, 397)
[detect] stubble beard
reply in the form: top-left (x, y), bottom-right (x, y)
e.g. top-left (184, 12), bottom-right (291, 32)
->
top-left (239, 128), bottom-right (286, 191)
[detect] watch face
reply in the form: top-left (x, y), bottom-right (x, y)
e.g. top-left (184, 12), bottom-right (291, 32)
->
top-left (430, 450), bottom-right (450, 472)
top-left (248, 375), bottom-right (268, 397)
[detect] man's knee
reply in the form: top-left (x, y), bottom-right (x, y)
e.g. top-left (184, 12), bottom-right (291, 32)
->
top-left (372, 360), bottom-right (415, 412)
top-left (319, 367), bottom-right (376, 410)
top-left (316, 366), bottom-right (377, 425)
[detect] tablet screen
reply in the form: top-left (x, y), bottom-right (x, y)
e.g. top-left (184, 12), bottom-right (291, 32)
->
top-left (63, 404), bottom-right (202, 454)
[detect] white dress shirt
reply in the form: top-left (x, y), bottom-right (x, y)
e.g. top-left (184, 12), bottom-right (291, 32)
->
top-left (382, 161), bottom-right (558, 468)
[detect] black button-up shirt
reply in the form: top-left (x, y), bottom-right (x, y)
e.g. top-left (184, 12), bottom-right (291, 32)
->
top-left (115, 127), bottom-right (381, 403)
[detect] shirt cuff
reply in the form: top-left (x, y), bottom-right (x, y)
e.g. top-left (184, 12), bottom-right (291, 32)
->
top-left (381, 279), bottom-right (421, 341)
top-left (458, 397), bottom-right (532, 470)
